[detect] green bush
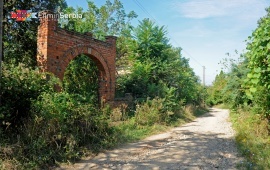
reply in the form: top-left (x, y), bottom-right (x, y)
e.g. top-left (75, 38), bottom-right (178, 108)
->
top-left (0, 63), bottom-right (116, 169)
top-left (2, 92), bottom-right (116, 169)
top-left (63, 55), bottom-right (99, 104)
top-left (0, 63), bottom-right (59, 129)
top-left (134, 98), bottom-right (182, 126)
top-left (135, 98), bottom-right (162, 126)
top-left (245, 8), bottom-right (270, 115)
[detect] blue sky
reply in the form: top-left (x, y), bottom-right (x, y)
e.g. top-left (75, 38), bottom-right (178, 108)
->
top-left (65, 0), bottom-right (270, 85)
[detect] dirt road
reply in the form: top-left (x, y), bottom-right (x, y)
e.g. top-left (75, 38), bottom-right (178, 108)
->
top-left (58, 108), bottom-right (244, 170)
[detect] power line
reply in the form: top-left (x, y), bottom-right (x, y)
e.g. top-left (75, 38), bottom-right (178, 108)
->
top-left (170, 38), bottom-right (203, 67)
top-left (132, 0), bottom-right (203, 67)
top-left (133, 0), bottom-right (157, 23)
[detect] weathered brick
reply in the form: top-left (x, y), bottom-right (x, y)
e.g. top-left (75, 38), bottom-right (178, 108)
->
top-left (37, 11), bottom-right (117, 103)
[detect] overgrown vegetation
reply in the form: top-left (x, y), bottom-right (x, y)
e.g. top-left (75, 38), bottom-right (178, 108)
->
top-left (63, 55), bottom-right (99, 104)
top-left (206, 7), bottom-right (270, 169)
top-left (0, 0), bottom-right (207, 169)
top-left (3, 0), bottom-right (67, 67)
top-left (231, 108), bottom-right (270, 169)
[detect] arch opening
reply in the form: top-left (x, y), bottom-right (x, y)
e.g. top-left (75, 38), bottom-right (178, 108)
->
top-left (63, 54), bottom-right (100, 105)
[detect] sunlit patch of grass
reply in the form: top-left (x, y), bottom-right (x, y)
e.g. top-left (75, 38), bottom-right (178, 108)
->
top-left (214, 104), bottom-right (230, 109)
top-left (111, 105), bottom-right (208, 145)
top-left (230, 108), bottom-right (270, 169)
top-left (114, 119), bottom-right (168, 144)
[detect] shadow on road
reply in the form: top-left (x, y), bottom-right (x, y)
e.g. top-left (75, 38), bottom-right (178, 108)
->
top-left (56, 108), bottom-right (244, 170)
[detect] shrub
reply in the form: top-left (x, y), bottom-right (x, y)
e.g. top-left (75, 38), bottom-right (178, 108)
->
top-left (0, 63), bottom-right (116, 168)
top-left (0, 63), bottom-right (59, 129)
top-left (63, 55), bottom-right (99, 104)
top-left (135, 98), bottom-right (162, 126)
top-left (134, 98), bottom-right (182, 126)
top-left (231, 108), bottom-right (270, 169)
top-left (14, 92), bottom-right (115, 168)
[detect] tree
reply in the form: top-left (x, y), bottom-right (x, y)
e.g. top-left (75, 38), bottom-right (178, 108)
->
top-left (223, 58), bottom-right (249, 107)
top-left (134, 19), bottom-right (171, 62)
top-left (61, 0), bottom-right (137, 38)
top-left (61, 0), bottom-right (137, 65)
top-left (118, 19), bottom-right (203, 105)
top-left (245, 7), bottom-right (270, 116)
top-left (3, 0), bottom-right (67, 67)
top-left (206, 55), bottom-right (250, 108)
top-left (207, 71), bottom-right (227, 106)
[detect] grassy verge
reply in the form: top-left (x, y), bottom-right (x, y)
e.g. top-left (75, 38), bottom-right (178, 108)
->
top-left (112, 105), bottom-right (208, 145)
top-left (230, 107), bottom-right (270, 169)
top-left (56, 104), bottom-right (208, 168)
top-left (213, 104), bottom-right (230, 109)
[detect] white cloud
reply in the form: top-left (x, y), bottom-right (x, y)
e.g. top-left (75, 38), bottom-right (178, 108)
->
top-left (171, 0), bottom-right (268, 19)
top-left (169, 0), bottom-right (269, 40)
top-left (173, 25), bottom-right (214, 37)
top-left (167, 0), bottom-right (269, 84)
top-left (172, 23), bottom-right (243, 39)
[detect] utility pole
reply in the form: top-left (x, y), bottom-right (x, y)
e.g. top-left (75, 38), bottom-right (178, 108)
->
top-left (203, 66), bottom-right (206, 86)
top-left (0, 0), bottom-right (3, 105)
top-left (202, 66), bottom-right (206, 107)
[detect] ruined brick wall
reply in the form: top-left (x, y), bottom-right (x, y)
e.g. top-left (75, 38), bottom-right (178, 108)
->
top-left (37, 11), bottom-right (117, 102)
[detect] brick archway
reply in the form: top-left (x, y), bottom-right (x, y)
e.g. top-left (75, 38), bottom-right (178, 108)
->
top-left (37, 11), bottom-right (117, 102)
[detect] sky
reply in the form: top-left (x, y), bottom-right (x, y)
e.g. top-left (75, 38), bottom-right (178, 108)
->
top-left (65, 0), bottom-right (270, 85)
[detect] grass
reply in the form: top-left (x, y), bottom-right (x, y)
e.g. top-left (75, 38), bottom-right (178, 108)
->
top-left (115, 119), bottom-right (168, 143)
top-left (109, 105), bottom-right (208, 147)
top-left (230, 107), bottom-right (270, 169)
top-left (0, 105), bottom-right (208, 169)
top-left (213, 103), bottom-right (230, 109)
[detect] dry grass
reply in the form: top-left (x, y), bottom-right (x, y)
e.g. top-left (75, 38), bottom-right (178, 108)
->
top-left (230, 108), bottom-right (270, 169)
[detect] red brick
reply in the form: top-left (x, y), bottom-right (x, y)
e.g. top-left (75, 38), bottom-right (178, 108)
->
top-left (37, 11), bottom-right (117, 103)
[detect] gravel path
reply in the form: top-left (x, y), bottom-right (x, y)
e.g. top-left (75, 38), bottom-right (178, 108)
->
top-left (58, 108), bottom-right (244, 170)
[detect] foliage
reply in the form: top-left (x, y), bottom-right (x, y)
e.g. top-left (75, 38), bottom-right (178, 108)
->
top-left (134, 19), bottom-right (171, 62)
top-left (118, 19), bottom-right (204, 105)
top-left (63, 55), bottom-right (99, 104)
top-left (207, 7), bottom-right (270, 115)
top-left (27, 92), bottom-right (114, 163)
top-left (245, 7), bottom-right (270, 117)
top-left (0, 91), bottom-right (116, 169)
top-left (134, 98), bottom-right (179, 126)
top-left (0, 60), bottom-right (206, 169)
top-left (231, 108), bottom-right (270, 169)
top-left (0, 0), bottom-right (209, 169)
top-left (61, 0), bottom-right (137, 38)
top-left (207, 56), bottom-right (250, 108)
top-left (0, 63), bottom-right (59, 129)
top-left (222, 58), bottom-right (250, 108)
top-left (134, 98), bottom-right (163, 126)
top-left (206, 71), bottom-right (227, 106)
top-left (60, 0), bottom-right (137, 65)
top-left (205, 7), bottom-right (270, 169)
top-left (117, 60), bottom-right (154, 98)
top-left (3, 0), bottom-right (67, 67)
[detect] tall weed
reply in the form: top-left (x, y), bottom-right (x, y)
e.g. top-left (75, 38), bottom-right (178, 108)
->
top-left (231, 108), bottom-right (270, 169)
